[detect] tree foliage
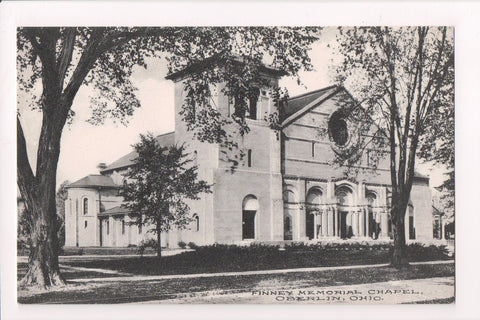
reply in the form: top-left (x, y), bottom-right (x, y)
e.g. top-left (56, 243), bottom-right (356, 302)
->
top-left (333, 27), bottom-right (454, 267)
top-left (122, 134), bottom-right (211, 258)
top-left (17, 26), bottom-right (320, 286)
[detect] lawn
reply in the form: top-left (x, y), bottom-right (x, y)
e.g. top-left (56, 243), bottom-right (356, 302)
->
top-left (49, 243), bottom-right (451, 277)
top-left (18, 263), bottom-right (455, 304)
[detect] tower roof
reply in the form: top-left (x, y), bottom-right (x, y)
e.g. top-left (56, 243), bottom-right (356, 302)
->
top-left (165, 54), bottom-right (287, 81)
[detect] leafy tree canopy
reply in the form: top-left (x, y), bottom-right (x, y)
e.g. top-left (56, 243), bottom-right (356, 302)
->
top-left (332, 26), bottom-right (454, 267)
top-left (121, 134), bottom-right (211, 257)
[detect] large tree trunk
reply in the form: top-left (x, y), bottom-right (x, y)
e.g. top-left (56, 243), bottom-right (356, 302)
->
top-left (18, 166), bottom-right (66, 288)
top-left (19, 194), bottom-right (65, 287)
top-left (390, 200), bottom-right (409, 268)
top-left (18, 104), bottom-right (67, 288)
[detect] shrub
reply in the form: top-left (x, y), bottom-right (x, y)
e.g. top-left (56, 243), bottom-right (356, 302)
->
top-left (178, 241), bottom-right (187, 249)
top-left (406, 243), bottom-right (450, 261)
top-left (187, 242), bottom-right (199, 250)
top-left (137, 238), bottom-right (158, 256)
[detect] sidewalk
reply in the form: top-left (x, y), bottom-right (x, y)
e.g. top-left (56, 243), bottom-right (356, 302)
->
top-left (141, 276), bottom-right (454, 304)
top-left (17, 249), bottom-right (189, 263)
top-left (68, 260), bottom-right (454, 283)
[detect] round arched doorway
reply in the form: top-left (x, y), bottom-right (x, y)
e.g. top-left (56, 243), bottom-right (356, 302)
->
top-left (306, 188), bottom-right (323, 240)
top-left (242, 195), bottom-right (258, 240)
top-left (335, 185), bottom-right (354, 239)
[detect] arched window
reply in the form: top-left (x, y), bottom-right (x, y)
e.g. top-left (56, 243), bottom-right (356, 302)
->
top-left (306, 188), bottom-right (323, 240)
top-left (283, 188), bottom-right (297, 204)
top-left (284, 215), bottom-right (292, 240)
top-left (306, 188), bottom-right (323, 206)
top-left (242, 195), bottom-right (258, 240)
top-left (366, 192), bottom-right (377, 207)
top-left (335, 186), bottom-right (353, 206)
top-left (83, 198), bottom-right (88, 215)
top-left (193, 214), bottom-right (200, 232)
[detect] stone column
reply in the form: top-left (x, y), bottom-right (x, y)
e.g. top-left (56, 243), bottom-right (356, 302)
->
top-left (365, 208), bottom-right (370, 238)
top-left (380, 212), bottom-right (389, 238)
top-left (333, 207), bottom-right (338, 237)
top-left (328, 209), bottom-right (334, 236)
top-left (321, 210), bottom-right (328, 237)
top-left (359, 209), bottom-right (365, 237)
top-left (109, 215), bottom-right (115, 246)
top-left (351, 211), bottom-right (357, 236)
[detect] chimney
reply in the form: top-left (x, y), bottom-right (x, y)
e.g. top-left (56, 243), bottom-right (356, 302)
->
top-left (97, 162), bottom-right (107, 171)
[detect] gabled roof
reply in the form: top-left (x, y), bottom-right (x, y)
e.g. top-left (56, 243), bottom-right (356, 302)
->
top-left (68, 175), bottom-right (118, 189)
top-left (282, 85), bottom-right (341, 126)
top-left (413, 171), bottom-right (429, 180)
top-left (98, 205), bottom-right (130, 217)
top-left (100, 132), bottom-right (175, 174)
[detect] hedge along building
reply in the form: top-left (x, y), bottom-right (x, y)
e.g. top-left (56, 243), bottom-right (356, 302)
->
top-left (64, 62), bottom-right (433, 248)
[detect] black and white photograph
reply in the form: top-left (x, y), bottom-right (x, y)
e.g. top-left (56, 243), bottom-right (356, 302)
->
top-left (1, 1), bottom-right (479, 319)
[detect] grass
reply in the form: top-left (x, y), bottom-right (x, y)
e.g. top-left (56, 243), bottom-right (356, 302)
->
top-left (51, 244), bottom-right (450, 277)
top-left (17, 263), bottom-right (454, 304)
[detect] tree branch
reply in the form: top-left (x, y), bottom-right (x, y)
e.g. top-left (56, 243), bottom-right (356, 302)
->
top-left (57, 28), bottom-right (76, 91)
top-left (62, 28), bottom-right (106, 106)
top-left (17, 116), bottom-right (36, 212)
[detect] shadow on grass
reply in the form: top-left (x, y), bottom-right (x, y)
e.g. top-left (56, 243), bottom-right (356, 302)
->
top-left (18, 263), bottom-right (455, 304)
top-left (58, 244), bottom-right (451, 277)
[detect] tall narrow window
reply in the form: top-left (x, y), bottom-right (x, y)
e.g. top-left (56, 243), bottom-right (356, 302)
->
top-left (247, 149), bottom-right (252, 167)
top-left (248, 88), bottom-right (260, 120)
top-left (122, 219), bottom-right (125, 235)
top-left (83, 198), bottom-right (88, 215)
top-left (106, 220), bottom-right (110, 235)
top-left (84, 220), bottom-right (88, 228)
top-left (138, 224), bottom-right (142, 234)
top-left (311, 142), bottom-right (315, 158)
top-left (193, 214), bottom-right (200, 232)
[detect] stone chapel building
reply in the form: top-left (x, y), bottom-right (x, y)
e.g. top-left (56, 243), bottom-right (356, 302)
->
top-left (64, 62), bottom-right (433, 248)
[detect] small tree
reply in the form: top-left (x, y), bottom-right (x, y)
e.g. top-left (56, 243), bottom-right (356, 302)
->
top-left (122, 134), bottom-right (211, 259)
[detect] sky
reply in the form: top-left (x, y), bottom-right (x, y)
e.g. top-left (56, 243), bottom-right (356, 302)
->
top-left (18, 28), bottom-right (446, 189)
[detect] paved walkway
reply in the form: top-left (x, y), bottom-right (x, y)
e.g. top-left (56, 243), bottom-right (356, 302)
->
top-left (17, 249), bottom-right (189, 264)
top-left (67, 260), bottom-right (454, 283)
top-left (140, 276), bottom-right (454, 304)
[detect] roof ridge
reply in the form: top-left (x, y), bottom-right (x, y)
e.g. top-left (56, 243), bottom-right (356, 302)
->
top-left (155, 131), bottom-right (175, 138)
top-left (288, 85), bottom-right (338, 101)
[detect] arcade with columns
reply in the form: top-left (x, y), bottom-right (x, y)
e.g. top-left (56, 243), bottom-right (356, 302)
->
top-left (283, 178), bottom-right (395, 241)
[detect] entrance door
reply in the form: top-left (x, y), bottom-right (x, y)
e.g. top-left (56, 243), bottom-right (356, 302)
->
top-left (306, 212), bottom-right (314, 240)
top-left (242, 210), bottom-right (256, 239)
